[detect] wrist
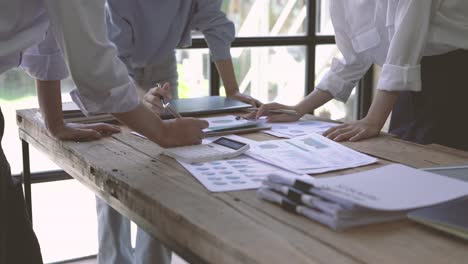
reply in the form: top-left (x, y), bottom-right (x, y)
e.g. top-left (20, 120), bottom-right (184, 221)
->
top-left (362, 113), bottom-right (386, 128)
top-left (155, 121), bottom-right (174, 148)
top-left (45, 117), bottom-right (65, 136)
top-left (294, 103), bottom-right (309, 117)
top-left (225, 88), bottom-right (239, 97)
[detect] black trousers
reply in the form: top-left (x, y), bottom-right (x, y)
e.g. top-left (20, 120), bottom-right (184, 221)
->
top-left (390, 49), bottom-right (468, 151)
top-left (0, 108), bottom-right (43, 264)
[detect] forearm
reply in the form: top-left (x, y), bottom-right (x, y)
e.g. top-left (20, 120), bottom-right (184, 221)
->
top-left (364, 90), bottom-right (399, 127)
top-left (112, 104), bottom-right (166, 144)
top-left (214, 59), bottom-right (239, 96)
top-left (295, 89), bottom-right (334, 115)
top-left (36, 80), bottom-right (65, 133)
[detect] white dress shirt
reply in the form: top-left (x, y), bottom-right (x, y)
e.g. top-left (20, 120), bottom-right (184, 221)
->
top-left (316, 0), bottom-right (468, 102)
top-left (0, 0), bottom-right (139, 115)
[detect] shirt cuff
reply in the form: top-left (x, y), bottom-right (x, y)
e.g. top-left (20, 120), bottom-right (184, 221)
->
top-left (316, 70), bottom-right (356, 102)
top-left (377, 64), bottom-right (421, 92)
top-left (70, 81), bottom-right (140, 116)
top-left (20, 51), bottom-right (69, 81)
top-left (208, 41), bottom-right (232, 61)
top-left (205, 24), bottom-right (235, 61)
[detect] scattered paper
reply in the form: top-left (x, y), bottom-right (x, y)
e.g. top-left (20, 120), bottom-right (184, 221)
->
top-left (178, 155), bottom-right (301, 192)
top-left (234, 133), bottom-right (377, 174)
top-left (261, 120), bottom-right (339, 138)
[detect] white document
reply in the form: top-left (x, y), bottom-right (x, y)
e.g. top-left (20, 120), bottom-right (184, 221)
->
top-left (178, 155), bottom-right (300, 192)
top-left (261, 120), bottom-right (339, 138)
top-left (202, 115), bottom-right (261, 133)
top-left (243, 133), bottom-right (377, 174)
top-left (303, 164), bottom-right (468, 211)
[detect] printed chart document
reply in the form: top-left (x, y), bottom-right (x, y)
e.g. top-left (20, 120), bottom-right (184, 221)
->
top-left (258, 164), bottom-right (468, 230)
top-left (244, 133), bottom-right (377, 174)
top-left (261, 120), bottom-right (339, 138)
top-left (178, 155), bottom-right (300, 192)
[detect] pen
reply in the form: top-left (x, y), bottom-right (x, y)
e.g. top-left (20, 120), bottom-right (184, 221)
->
top-left (160, 96), bottom-right (182, 118)
top-left (246, 108), bottom-right (299, 116)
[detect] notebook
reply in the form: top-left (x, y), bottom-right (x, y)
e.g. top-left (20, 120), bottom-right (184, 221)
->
top-left (407, 165), bottom-right (468, 240)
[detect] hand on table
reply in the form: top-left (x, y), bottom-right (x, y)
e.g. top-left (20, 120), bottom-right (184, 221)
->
top-left (244, 102), bottom-right (302, 122)
top-left (322, 118), bottom-right (381, 142)
top-left (48, 123), bottom-right (121, 141)
top-left (227, 91), bottom-right (262, 107)
top-left (160, 118), bottom-right (209, 147)
top-left (142, 82), bottom-right (172, 114)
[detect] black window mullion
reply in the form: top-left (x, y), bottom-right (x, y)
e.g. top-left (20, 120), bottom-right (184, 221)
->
top-left (306, 0), bottom-right (317, 99)
top-left (209, 60), bottom-right (220, 96)
top-left (191, 36), bottom-right (334, 49)
top-left (357, 67), bottom-right (374, 119)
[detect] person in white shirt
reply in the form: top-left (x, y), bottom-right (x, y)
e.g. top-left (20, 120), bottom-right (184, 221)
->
top-left (96, 1), bottom-right (261, 263)
top-left (0, 1), bottom-right (208, 263)
top-left (251, 0), bottom-right (468, 150)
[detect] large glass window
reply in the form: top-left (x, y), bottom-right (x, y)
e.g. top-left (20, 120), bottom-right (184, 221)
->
top-left (221, 46), bottom-right (306, 105)
top-left (0, 70), bottom-right (75, 175)
top-left (222, 0), bottom-right (307, 37)
top-left (314, 45), bottom-right (357, 121)
top-left (176, 49), bottom-right (211, 98)
top-left (316, 0), bottom-right (334, 35)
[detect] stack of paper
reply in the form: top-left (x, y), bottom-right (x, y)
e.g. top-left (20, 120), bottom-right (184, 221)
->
top-left (257, 164), bottom-right (468, 230)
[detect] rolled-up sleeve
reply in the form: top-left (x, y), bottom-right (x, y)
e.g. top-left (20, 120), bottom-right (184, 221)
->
top-left (377, 1), bottom-right (433, 92)
top-left (316, 29), bottom-right (372, 102)
top-left (20, 29), bottom-right (69, 81)
top-left (192, 0), bottom-right (235, 61)
top-left (43, 0), bottom-right (139, 115)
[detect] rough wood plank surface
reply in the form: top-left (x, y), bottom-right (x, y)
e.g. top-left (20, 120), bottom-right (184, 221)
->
top-left (17, 110), bottom-right (468, 264)
top-left (115, 129), bottom-right (468, 264)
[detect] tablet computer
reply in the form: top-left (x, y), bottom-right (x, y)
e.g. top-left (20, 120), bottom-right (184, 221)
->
top-left (408, 165), bottom-right (468, 241)
top-left (160, 96), bottom-right (251, 119)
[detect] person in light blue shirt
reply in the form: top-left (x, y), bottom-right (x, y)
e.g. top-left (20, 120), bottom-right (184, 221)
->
top-left (97, 1), bottom-right (261, 263)
top-left (106, 0), bottom-right (261, 107)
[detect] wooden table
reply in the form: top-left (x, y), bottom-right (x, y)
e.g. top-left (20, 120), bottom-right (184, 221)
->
top-left (17, 109), bottom-right (468, 264)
